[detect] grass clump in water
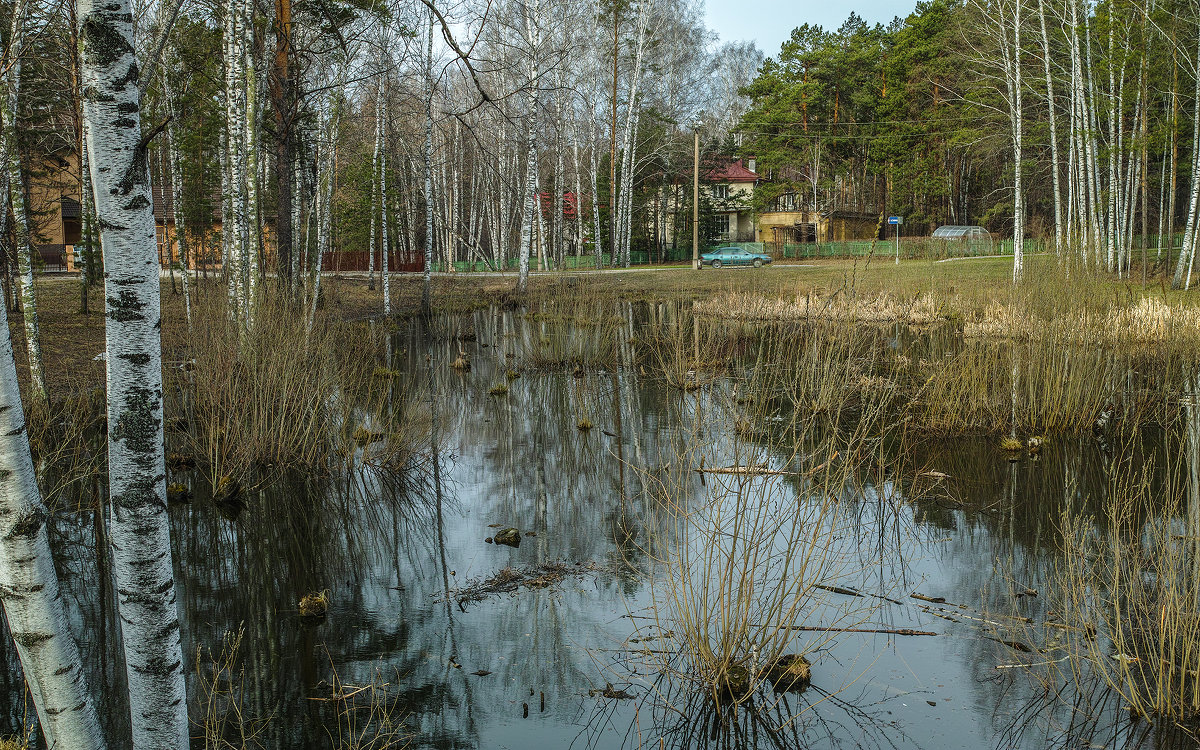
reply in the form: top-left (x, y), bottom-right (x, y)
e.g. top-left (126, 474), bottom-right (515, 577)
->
top-left (174, 298), bottom-right (425, 497)
top-left (488, 383), bottom-right (509, 396)
top-left (1043, 408), bottom-right (1200, 727)
top-left (999, 436), bottom-right (1023, 452)
top-left (636, 360), bottom-right (909, 710)
top-left (299, 590), bottom-right (330, 620)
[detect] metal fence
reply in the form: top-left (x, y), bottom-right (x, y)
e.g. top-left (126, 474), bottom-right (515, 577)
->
top-left (775, 238), bottom-right (1046, 260)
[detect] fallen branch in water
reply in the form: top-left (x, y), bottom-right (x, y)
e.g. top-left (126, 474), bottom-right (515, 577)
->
top-left (778, 625), bottom-right (938, 636)
top-left (696, 452), bottom-right (839, 478)
top-left (815, 583), bottom-right (906, 605)
top-left (911, 592), bottom-right (951, 604)
top-left (700, 464), bottom-right (799, 477)
top-left (995, 656), bottom-right (1070, 670)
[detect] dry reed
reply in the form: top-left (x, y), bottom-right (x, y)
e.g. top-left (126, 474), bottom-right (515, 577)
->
top-left (175, 298), bottom-right (426, 494)
top-left (634, 346), bottom-right (909, 710)
top-left (1044, 401), bottom-right (1200, 724)
top-left (322, 665), bottom-right (409, 750)
top-left (195, 628), bottom-right (269, 750)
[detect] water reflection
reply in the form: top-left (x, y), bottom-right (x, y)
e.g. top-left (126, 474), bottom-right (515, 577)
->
top-left (5, 306), bottom-right (1200, 749)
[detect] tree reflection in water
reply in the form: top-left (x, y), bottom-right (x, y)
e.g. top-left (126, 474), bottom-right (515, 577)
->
top-left (11, 306), bottom-right (1200, 749)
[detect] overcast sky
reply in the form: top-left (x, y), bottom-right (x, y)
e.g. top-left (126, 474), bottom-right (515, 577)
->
top-left (704, 0), bottom-right (917, 58)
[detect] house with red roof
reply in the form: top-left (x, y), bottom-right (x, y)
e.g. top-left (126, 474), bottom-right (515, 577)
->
top-left (704, 158), bottom-right (759, 243)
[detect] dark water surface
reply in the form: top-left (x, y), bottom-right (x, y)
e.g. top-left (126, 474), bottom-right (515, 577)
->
top-left (2, 306), bottom-right (1195, 749)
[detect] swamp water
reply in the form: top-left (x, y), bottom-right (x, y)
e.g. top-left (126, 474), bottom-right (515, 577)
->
top-left (2, 305), bottom-right (1197, 750)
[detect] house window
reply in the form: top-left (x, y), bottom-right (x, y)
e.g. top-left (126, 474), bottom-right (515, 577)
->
top-left (716, 214), bottom-right (730, 236)
top-left (712, 184), bottom-right (729, 200)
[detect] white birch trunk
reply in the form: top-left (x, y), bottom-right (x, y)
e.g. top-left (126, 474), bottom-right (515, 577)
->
top-left (615, 4), bottom-right (649, 268)
top-left (1175, 28), bottom-right (1200, 289)
top-left (380, 97), bottom-right (391, 317)
top-left (308, 142), bottom-right (331, 332)
top-left (516, 0), bottom-right (541, 293)
top-left (369, 93), bottom-right (379, 291)
top-left (570, 113), bottom-right (584, 259)
top-left (241, 0), bottom-right (260, 323)
top-left (2, 0), bottom-right (44, 403)
top-left (421, 8), bottom-right (435, 315)
top-left (590, 111), bottom-right (602, 268)
top-left (79, 0), bottom-right (188, 746)
top-left (164, 76), bottom-right (192, 335)
top-left (0, 290), bottom-right (104, 750)
top-left (219, 16), bottom-right (236, 316)
top-left (79, 120), bottom-right (96, 303)
top-left (1035, 0), bottom-right (1062, 252)
top-left (998, 0), bottom-right (1024, 281)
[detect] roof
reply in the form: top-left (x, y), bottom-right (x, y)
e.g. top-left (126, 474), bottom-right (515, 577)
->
top-left (704, 159), bottom-right (759, 183)
top-left (153, 185), bottom-right (175, 223)
top-left (152, 183), bottom-right (224, 224)
top-left (60, 196), bottom-right (80, 221)
top-left (932, 225), bottom-right (989, 238)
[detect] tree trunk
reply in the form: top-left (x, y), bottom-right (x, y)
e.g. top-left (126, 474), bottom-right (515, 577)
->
top-left (380, 90), bottom-right (391, 317)
top-left (1035, 0), bottom-right (1062, 252)
top-left (79, 0), bottom-right (189, 746)
top-left (1173, 28), bottom-right (1200, 289)
top-left (164, 78), bottom-right (192, 335)
top-left (422, 9), bottom-right (435, 316)
top-left (369, 86), bottom-right (380, 291)
top-left (2, 0), bottom-right (45, 403)
top-left (272, 0), bottom-right (293, 292)
top-left (0, 288), bottom-right (104, 750)
top-left (516, 0), bottom-right (541, 294)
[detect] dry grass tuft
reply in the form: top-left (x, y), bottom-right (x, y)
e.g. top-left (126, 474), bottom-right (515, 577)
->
top-left (299, 590), bottom-right (331, 620)
top-left (175, 297), bottom-right (425, 494)
top-left (1046, 407), bottom-right (1200, 725)
top-left (694, 291), bottom-right (948, 326)
top-left (195, 628), bottom-right (270, 749)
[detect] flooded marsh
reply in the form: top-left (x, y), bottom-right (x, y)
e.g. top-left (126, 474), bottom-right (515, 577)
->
top-left (5, 300), bottom-right (1200, 749)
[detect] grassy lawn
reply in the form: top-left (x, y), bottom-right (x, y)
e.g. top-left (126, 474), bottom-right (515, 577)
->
top-left (6, 254), bottom-right (1195, 400)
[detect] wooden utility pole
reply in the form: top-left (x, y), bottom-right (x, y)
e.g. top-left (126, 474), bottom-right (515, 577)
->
top-left (692, 130), bottom-right (699, 269)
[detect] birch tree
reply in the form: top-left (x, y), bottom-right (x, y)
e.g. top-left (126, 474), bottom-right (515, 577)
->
top-left (515, 0), bottom-right (542, 294)
top-left (78, 0), bottom-right (188, 746)
top-left (422, 6), bottom-right (435, 314)
top-left (0, 294), bottom-right (104, 750)
top-left (2, 0), bottom-right (45, 403)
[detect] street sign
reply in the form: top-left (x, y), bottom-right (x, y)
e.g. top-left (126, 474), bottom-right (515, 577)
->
top-left (890, 217), bottom-right (903, 265)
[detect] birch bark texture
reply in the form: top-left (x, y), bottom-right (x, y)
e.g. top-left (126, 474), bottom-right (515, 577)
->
top-left (422, 7), bottom-right (435, 315)
top-left (516, 0), bottom-right (541, 294)
top-left (0, 295), bottom-right (104, 750)
top-left (2, 0), bottom-right (45, 403)
top-left (78, 1), bottom-right (189, 747)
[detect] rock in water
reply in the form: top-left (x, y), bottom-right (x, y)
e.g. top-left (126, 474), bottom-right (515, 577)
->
top-left (766, 654), bottom-right (811, 692)
top-left (166, 483), bottom-right (191, 504)
top-left (298, 590), bottom-right (329, 622)
top-left (213, 474), bottom-right (242, 505)
top-left (494, 528), bottom-right (521, 548)
top-left (718, 665), bottom-right (752, 701)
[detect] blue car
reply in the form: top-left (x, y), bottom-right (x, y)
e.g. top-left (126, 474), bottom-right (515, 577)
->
top-left (700, 247), bottom-right (773, 269)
